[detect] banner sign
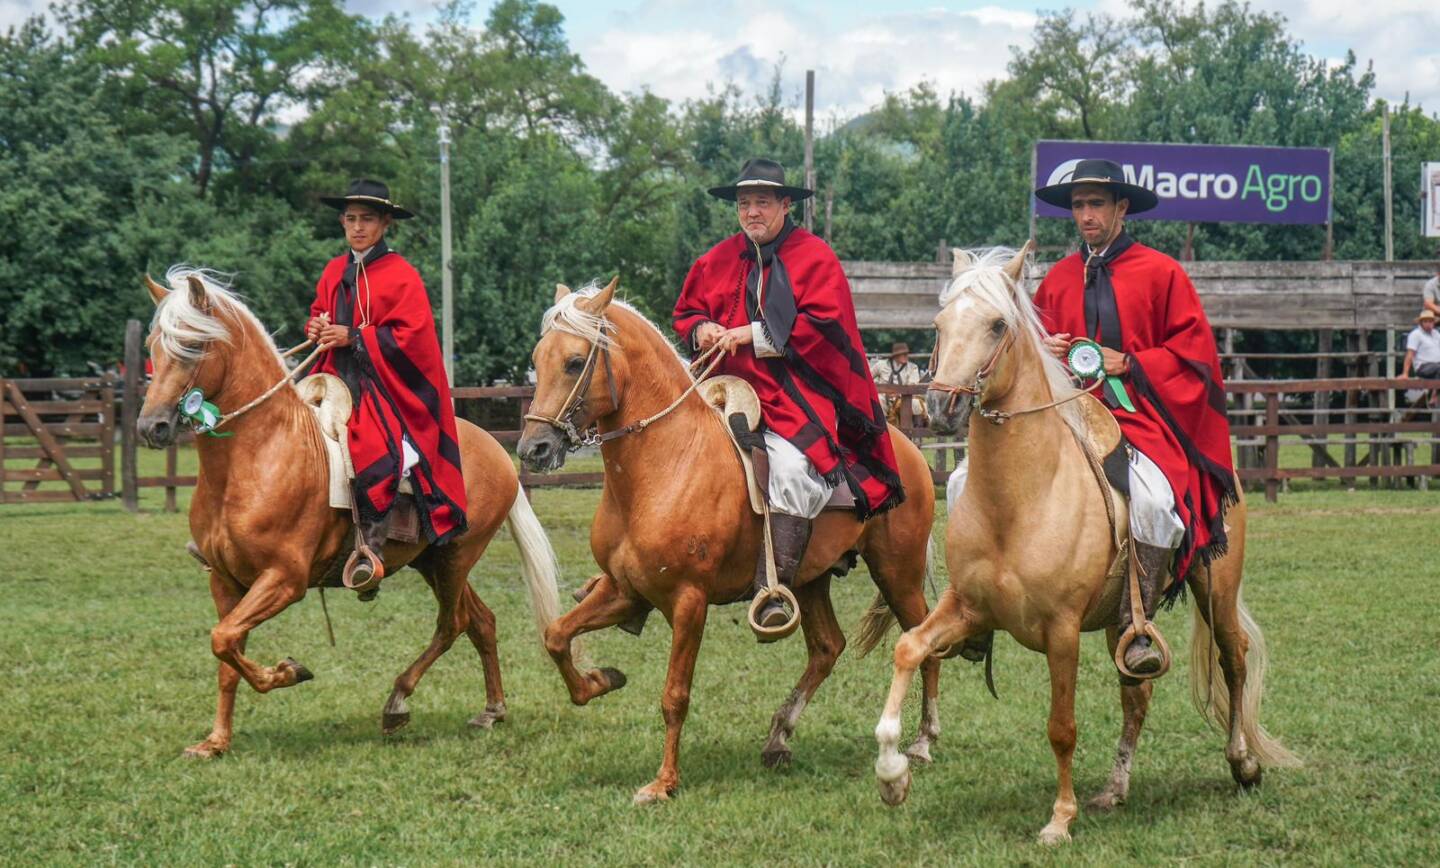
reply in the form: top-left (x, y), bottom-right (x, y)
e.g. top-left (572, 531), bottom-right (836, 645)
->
top-left (1424, 162), bottom-right (1440, 238)
top-left (1034, 140), bottom-right (1332, 224)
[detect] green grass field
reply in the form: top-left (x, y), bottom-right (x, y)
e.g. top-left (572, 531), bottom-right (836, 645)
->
top-left (2, 453), bottom-right (1438, 865)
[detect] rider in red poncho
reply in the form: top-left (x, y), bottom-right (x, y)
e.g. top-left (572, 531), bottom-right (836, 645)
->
top-left (673, 159), bottom-right (905, 640)
top-left (305, 179), bottom-right (468, 593)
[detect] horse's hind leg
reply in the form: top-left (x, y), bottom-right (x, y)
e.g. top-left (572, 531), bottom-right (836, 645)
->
top-left (875, 589), bottom-right (974, 807)
top-left (545, 573), bottom-right (641, 705)
top-left (760, 576), bottom-right (844, 769)
top-left (458, 583), bottom-right (507, 729)
top-left (1189, 556), bottom-right (1263, 788)
top-left (381, 551), bottom-right (469, 735)
top-left (1089, 625), bottom-right (1153, 811)
top-left (183, 573), bottom-right (245, 759)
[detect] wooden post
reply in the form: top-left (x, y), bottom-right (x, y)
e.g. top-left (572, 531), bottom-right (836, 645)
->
top-left (1264, 392), bottom-right (1280, 503)
top-left (803, 70), bottom-right (815, 232)
top-left (0, 377), bottom-right (7, 504)
top-left (100, 375), bottom-right (116, 498)
top-left (1181, 222), bottom-right (1195, 261)
top-left (1383, 105), bottom-right (1394, 262)
top-left (935, 238), bottom-right (948, 265)
top-left (823, 186), bottom-right (833, 245)
top-left (122, 319), bottom-right (141, 512)
top-left (165, 443), bottom-right (178, 512)
top-left (1313, 329), bottom-right (1332, 467)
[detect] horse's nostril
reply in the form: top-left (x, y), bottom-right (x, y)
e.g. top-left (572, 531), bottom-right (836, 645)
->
top-left (153, 421), bottom-right (170, 441)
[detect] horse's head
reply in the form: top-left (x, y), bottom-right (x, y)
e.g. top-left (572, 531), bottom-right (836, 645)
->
top-left (137, 269), bottom-right (237, 448)
top-left (927, 243), bottom-right (1033, 434)
top-left (518, 277), bottom-right (623, 472)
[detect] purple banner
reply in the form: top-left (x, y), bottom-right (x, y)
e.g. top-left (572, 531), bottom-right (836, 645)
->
top-left (1034, 140), bottom-right (1332, 224)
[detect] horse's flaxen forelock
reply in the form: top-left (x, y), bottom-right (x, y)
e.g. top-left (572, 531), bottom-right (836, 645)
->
top-left (150, 266), bottom-right (279, 364)
top-left (540, 283), bottom-right (690, 371)
top-left (942, 247), bottom-right (1085, 439)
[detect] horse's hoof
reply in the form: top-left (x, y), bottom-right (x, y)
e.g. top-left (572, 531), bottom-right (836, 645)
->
top-left (1087, 790), bottom-right (1124, 812)
top-left (761, 746), bottom-right (792, 769)
top-left (1037, 825), bottom-right (1072, 846)
top-left (1232, 756), bottom-right (1263, 789)
top-left (468, 704), bottom-right (507, 730)
top-left (599, 667), bottom-right (628, 692)
top-left (877, 770), bottom-right (911, 807)
top-left (182, 741), bottom-right (225, 760)
top-left (282, 657), bottom-right (314, 685)
top-left (381, 711), bottom-right (410, 735)
top-left (904, 741), bottom-right (934, 765)
top-left (632, 782), bottom-right (673, 805)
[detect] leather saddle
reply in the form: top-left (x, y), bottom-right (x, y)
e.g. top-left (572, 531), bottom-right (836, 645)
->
top-left (699, 376), bottom-right (856, 514)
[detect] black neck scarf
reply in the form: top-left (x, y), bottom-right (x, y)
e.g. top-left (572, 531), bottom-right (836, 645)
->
top-left (1083, 231), bottom-right (1134, 351)
top-left (742, 217), bottom-right (798, 350)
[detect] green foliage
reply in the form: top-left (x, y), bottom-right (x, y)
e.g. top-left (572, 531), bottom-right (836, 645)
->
top-left (2, 0), bottom-right (1438, 377)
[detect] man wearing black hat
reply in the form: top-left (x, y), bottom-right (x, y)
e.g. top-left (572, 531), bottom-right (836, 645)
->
top-left (305, 179), bottom-right (468, 594)
top-left (1031, 159), bottom-right (1236, 676)
top-left (674, 159), bottom-right (905, 640)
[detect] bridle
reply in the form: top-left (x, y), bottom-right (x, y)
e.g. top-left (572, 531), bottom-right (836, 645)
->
top-left (927, 326), bottom-right (1101, 425)
top-left (523, 318), bottom-right (725, 451)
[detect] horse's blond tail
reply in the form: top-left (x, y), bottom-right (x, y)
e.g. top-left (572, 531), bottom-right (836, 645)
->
top-left (1188, 588), bottom-right (1301, 769)
top-left (504, 488), bottom-right (564, 650)
top-left (853, 538), bottom-right (936, 657)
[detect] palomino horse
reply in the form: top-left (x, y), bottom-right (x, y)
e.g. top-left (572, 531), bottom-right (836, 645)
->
top-left (873, 247), bottom-right (1298, 844)
top-left (517, 279), bottom-right (939, 804)
top-left (137, 268), bottom-right (563, 757)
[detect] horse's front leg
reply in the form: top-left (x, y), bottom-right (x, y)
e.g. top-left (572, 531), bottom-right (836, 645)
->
top-left (634, 584), bottom-right (708, 805)
top-left (544, 573), bottom-right (640, 704)
top-left (208, 567), bottom-right (313, 694)
top-left (1038, 625), bottom-right (1082, 846)
top-left (875, 590), bottom-right (973, 807)
top-left (1089, 625), bottom-right (1153, 811)
top-left (761, 576), bottom-right (844, 769)
top-left (183, 572), bottom-right (245, 759)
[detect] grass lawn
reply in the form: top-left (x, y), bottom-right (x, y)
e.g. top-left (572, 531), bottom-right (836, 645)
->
top-left (2, 450), bottom-right (1438, 865)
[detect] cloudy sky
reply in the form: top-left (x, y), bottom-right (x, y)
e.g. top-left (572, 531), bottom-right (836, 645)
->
top-left (6, 0), bottom-right (1437, 117)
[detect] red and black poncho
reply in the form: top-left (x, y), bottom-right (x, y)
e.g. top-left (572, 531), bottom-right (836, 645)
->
top-left (308, 243), bottom-right (468, 544)
top-left (673, 223), bottom-right (904, 519)
top-left (1034, 238), bottom-right (1236, 582)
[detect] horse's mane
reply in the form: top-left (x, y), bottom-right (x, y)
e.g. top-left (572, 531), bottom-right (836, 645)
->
top-left (151, 266), bottom-right (281, 364)
top-left (942, 247), bottom-right (1085, 440)
top-left (541, 283), bottom-right (691, 374)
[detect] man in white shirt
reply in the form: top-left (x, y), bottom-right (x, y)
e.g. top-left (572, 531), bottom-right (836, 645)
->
top-left (1402, 309), bottom-right (1440, 381)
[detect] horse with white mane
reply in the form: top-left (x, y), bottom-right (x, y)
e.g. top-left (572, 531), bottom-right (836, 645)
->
top-left (872, 246), bottom-right (1297, 844)
top-left (136, 267), bottom-right (563, 757)
top-left (518, 278), bottom-right (939, 804)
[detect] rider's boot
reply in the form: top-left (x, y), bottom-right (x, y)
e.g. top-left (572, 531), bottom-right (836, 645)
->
top-left (752, 512), bottom-right (812, 643)
top-left (344, 503), bottom-right (391, 601)
top-left (1120, 542), bottom-right (1172, 675)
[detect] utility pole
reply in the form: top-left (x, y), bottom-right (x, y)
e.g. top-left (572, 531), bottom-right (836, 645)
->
top-left (804, 70), bottom-right (815, 232)
top-left (438, 114), bottom-right (455, 386)
top-left (1382, 105), bottom-right (1394, 263)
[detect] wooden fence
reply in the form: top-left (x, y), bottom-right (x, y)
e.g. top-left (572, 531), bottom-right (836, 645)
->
top-left (0, 376), bottom-right (116, 504)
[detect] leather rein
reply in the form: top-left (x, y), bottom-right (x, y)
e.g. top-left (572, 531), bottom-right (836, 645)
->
top-left (927, 328), bottom-right (1101, 425)
top-left (523, 321), bottom-right (725, 451)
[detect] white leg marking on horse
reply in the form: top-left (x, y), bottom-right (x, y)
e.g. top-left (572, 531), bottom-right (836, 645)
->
top-left (384, 693), bottom-right (409, 716)
top-left (875, 715), bottom-right (909, 782)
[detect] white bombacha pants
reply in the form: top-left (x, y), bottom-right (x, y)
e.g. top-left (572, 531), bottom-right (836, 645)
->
top-left (765, 432), bottom-right (835, 519)
top-left (946, 447), bottom-right (1185, 549)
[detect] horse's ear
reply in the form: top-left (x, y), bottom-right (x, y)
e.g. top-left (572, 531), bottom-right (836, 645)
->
top-left (554, 283), bottom-right (571, 304)
top-left (577, 275), bottom-right (618, 314)
top-left (144, 273), bottom-right (168, 305)
top-left (186, 274), bottom-right (210, 312)
top-left (1003, 240), bottom-right (1034, 287)
top-left (951, 248), bottom-right (969, 278)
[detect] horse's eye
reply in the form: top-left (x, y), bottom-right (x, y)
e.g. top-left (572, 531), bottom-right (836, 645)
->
top-left (565, 356), bottom-right (586, 375)
top-left (990, 319), bottom-right (1007, 335)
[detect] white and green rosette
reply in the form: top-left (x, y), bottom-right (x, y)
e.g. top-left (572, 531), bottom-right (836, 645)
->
top-left (179, 388), bottom-right (232, 437)
top-left (1066, 339), bottom-right (1136, 412)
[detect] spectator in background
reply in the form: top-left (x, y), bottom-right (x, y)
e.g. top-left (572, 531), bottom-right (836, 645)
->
top-left (1401, 309), bottom-right (1440, 380)
top-left (1423, 265), bottom-right (1440, 317)
top-left (870, 342), bottom-right (928, 426)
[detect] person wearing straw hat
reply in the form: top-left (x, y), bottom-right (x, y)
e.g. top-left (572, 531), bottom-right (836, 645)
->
top-left (870, 342), bottom-right (927, 425)
top-left (673, 158), bottom-right (904, 640)
top-left (1401, 309), bottom-right (1440, 380)
top-left (303, 179), bottom-right (468, 595)
top-left (1028, 158), bottom-right (1235, 677)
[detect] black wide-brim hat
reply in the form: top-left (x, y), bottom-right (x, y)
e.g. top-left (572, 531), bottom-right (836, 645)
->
top-left (1034, 158), bottom-right (1158, 214)
top-left (320, 178), bottom-right (416, 220)
top-left (708, 158), bottom-right (814, 202)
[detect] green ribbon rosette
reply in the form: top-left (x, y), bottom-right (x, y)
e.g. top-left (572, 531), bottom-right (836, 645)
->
top-left (1066, 339), bottom-right (1136, 412)
top-left (179, 387), bottom-right (233, 437)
